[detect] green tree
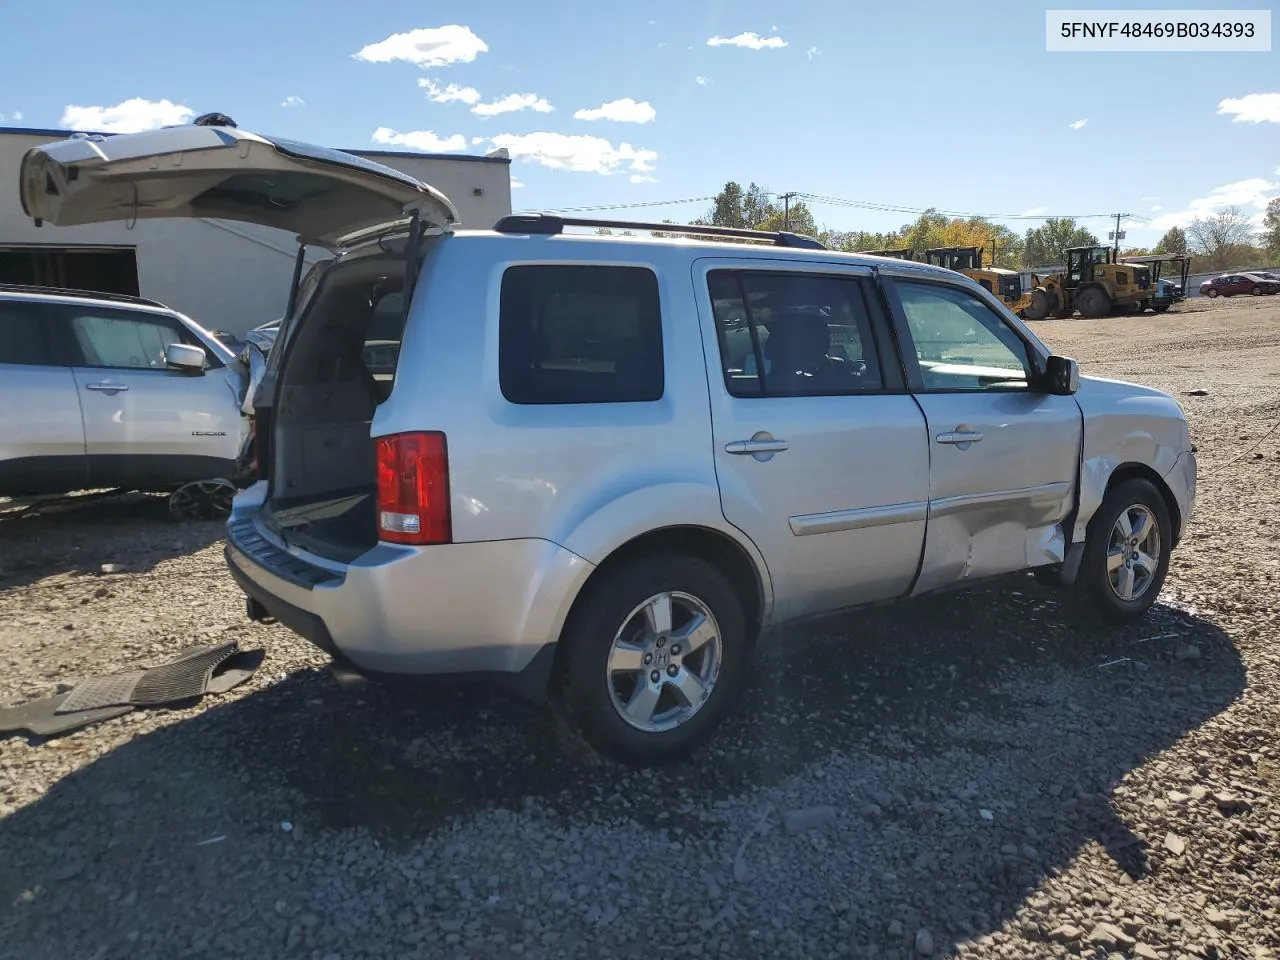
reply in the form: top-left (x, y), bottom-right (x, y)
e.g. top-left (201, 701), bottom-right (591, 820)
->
top-left (1153, 226), bottom-right (1187, 256)
top-left (1022, 218), bottom-right (1100, 267)
top-left (699, 182), bottom-right (820, 237)
top-left (1262, 198), bottom-right (1280, 257)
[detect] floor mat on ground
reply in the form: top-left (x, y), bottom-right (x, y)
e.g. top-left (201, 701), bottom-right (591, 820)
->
top-left (0, 642), bottom-right (264, 738)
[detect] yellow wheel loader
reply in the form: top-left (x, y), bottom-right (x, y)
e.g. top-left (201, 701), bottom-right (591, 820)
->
top-left (1022, 246), bottom-right (1152, 320)
top-left (922, 246), bottom-right (1033, 316)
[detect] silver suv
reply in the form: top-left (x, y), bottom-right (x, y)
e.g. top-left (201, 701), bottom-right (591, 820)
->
top-left (0, 284), bottom-right (248, 499)
top-left (21, 124), bottom-right (1197, 764)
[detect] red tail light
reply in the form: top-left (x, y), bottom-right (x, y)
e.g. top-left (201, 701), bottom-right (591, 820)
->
top-left (376, 431), bottom-right (451, 545)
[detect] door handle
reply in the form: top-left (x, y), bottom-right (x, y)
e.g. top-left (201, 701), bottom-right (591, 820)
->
top-left (935, 430), bottom-right (984, 445)
top-left (726, 438), bottom-right (789, 455)
top-left (84, 382), bottom-right (129, 393)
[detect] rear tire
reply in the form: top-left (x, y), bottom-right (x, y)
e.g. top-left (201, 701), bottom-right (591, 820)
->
top-left (1077, 286), bottom-right (1111, 318)
top-left (1080, 478), bottom-right (1172, 623)
top-left (1153, 304), bottom-right (1171, 314)
top-left (1252, 285), bottom-right (1263, 296)
top-left (559, 554), bottom-right (748, 765)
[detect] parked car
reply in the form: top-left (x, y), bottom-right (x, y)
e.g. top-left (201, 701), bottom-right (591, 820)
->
top-left (0, 283), bottom-right (254, 498)
top-left (19, 124), bottom-right (1198, 764)
top-left (244, 318), bottom-right (282, 354)
top-left (1199, 273), bottom-right (1280, 297)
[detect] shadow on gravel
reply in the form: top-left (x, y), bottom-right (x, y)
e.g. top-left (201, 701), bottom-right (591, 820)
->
top-left (0, 581), bottom-right (1245, 956)
top-left (0, 492), bottom-right (223, 592)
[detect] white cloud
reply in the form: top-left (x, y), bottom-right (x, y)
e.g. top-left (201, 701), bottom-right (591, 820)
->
top-left (1217, 93), bottom-right (1280, 124)
top-left (1021, 206), bottom-right (1048, 217)
top-left (354, 25), bottom-right (488, 68)
top-left (1150, 204), bottom-right (1164, 212)
top-left (471, 136), bottom-right (486, 145)
top-left (695, 76), bottom-right (711, 86)
top-left (574, 98), bottom-right (656, 124)
top-left (629, 174), bottom-right (659, 184)
top-left (807, 46), bottom-right (820, 60)
top-left (472, 93), bottom-right (553, 118)
top-left (1148, 176), bottom-right (1279, 230)
top-left (371, 126), bottom-right (468, 153)
top-left (281, 95), bottom-right (305, 108)
top-left (1069, 118), bottom-right (1088, 130)
top-left (0, 110), bottom-right (22, 123)
top-left (511, 177), bottom-right (525, 189)
top-left (60, 98), bottom-right (193, 133)
top-left (484, 131), bottom-right (657, 176)
top-left (418, 79), bottom-right (482, 105)
top-left (706, 32), bottom-right (787, 49)
top-left (1141, 195), bottom-right (1159, 201)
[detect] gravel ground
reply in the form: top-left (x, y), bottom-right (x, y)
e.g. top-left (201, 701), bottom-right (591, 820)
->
top-left (1, 295), bottom-right (1278, 960)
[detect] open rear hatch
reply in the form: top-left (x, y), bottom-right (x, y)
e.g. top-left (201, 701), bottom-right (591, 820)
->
top-left (20, 121), bottom-right (459, 560)
top-left (20, 123), bottom-right (457, 247)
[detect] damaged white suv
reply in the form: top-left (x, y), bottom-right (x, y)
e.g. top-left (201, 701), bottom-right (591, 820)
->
top-left (21, 123), bottom-right (1197, 764)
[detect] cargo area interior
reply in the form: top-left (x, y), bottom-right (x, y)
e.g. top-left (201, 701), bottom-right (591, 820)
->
top-left (263, 251), bottom-right (410, 561)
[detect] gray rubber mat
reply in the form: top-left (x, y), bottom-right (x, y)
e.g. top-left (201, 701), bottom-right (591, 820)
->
top-left (0, 642), bottom-right (264, 739)
top-left (130, 642), bottom-right (239, 706)
top-left (56, 671), bottom-right (146, 714)
top-left (0, 696), bottom-right (133, 736)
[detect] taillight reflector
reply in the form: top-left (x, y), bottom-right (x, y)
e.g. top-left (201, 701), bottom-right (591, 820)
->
top-left (376, 431), bottom-right (451, 545)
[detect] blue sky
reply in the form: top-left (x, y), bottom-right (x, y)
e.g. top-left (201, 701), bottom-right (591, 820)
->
top-left (1, 0), bottom-right (1276, 244)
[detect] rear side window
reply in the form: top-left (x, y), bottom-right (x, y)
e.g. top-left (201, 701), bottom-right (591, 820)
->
top-left (499, 265), bottom-right (663, 405)
top-left (0, 301), bottom-right (61, 366)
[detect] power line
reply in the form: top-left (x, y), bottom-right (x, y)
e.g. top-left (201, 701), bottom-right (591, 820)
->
top-left (797, 192), bottom-right (1122, 222)
top-left (519, 196), bottom-right (716, 214)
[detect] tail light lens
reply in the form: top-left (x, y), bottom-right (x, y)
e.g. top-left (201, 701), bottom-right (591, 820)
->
top-left (376, 431), bottom-right (451, 545)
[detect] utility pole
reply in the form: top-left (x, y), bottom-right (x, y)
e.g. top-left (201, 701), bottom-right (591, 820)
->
top-left (1112, 212), bottom-right (1129, 259)
top-left (782, 192), bottom-right (797, 230)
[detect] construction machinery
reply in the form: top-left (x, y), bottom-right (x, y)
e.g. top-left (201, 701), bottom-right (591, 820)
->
top-left (1022, 246), bottom-right (1152, 320)
top-left (1121, 253), bottom-right (1192, 313)
top-left (922, 246), bottom-right (1033, 316)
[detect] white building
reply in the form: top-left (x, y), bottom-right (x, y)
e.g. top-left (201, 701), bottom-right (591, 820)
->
top-left (0, 126), bottom-right (512, 336)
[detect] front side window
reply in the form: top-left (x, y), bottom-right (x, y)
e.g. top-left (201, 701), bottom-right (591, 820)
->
top-left (66, 309), bottom-right (198, 370)
top-left (709, 270), bottom-right (883, 397)
top-left (499, 265), bottom-right (663, 405)
top-left (895, 281), bottom-right (1031, 391)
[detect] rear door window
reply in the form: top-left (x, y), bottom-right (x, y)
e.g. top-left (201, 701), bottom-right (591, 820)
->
top-left (0, 300), bottom-right (65, 366)
top-left (708, 270), bottom-right (884, 397)
top-left (499, 265), bottom-right (663, 404)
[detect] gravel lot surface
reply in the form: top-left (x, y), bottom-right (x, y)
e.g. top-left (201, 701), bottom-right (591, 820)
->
top-left (1, 295), bottom-right (1278, 960)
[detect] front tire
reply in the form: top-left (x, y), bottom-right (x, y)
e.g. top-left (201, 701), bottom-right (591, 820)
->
top-left (1023, 288), bottom-right (1054, 321)
top-left (1077, 286), bottom-right (1111, 318)
top-left (1080, 478), bottom-right (1172, 623)
top-left (1252, 285), bottom-right (1263, 296)
top-left (1206, 288), bottom-right (1219, 298)
top-left (559, 554), bottom-right (748, 765)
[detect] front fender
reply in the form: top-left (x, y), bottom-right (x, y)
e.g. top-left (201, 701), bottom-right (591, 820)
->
top-left (1073, 378), bottom-right (1190, 541)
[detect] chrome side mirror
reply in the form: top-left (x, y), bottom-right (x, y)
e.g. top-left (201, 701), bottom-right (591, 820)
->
top-left (165, 342), bottom-right (206, 374)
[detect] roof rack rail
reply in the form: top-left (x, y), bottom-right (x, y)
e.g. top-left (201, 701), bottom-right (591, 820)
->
top-left (494, 213), bottom-right (826, 250)
top-left (0, 283), bottom-right (168, 309)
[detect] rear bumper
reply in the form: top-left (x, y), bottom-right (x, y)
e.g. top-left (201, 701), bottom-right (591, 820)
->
top-left (224, 489), bottom-right (594, 683)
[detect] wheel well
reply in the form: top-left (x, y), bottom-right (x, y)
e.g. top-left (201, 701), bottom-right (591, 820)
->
top-left (566, 526), bottom-right (766, 643)
top-left (1106, 462), bottom-right (1182, 546)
